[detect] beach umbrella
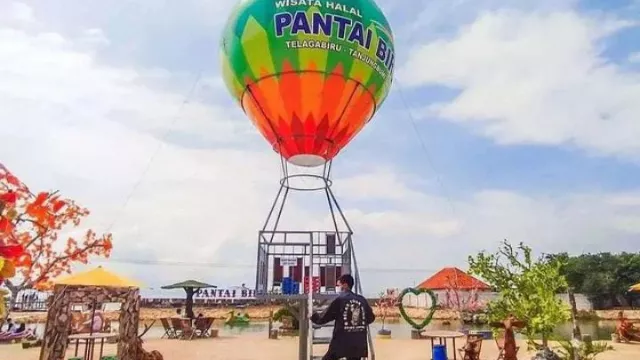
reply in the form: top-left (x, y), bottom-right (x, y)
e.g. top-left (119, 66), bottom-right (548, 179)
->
top-left (54, 266), bottom-right (141, 288)
top-left (629, 282), bottom-right (640, 292)
top-left (161, 280), bottom-right (216, 319)
top-left (54, 266), bottom-right (141, 335)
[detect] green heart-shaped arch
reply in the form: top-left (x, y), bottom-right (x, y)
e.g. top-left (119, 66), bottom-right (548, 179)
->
top-left (398, 287), bottom-right (438, 330)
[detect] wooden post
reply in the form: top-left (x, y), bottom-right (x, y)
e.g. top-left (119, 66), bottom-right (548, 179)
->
top-left (268, 310), bottom-right (279, 339)
top-left (298, 298), bottom-right (308, 360)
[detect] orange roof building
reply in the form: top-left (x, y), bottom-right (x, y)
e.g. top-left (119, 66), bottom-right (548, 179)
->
top-left (417, 267), bottom-right (491, 291)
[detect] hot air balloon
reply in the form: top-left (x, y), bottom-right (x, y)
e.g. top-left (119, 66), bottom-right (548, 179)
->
top-left (221, 0), bottom-right (394, 167)
top-left (222, 6), bottom-right (394, 358)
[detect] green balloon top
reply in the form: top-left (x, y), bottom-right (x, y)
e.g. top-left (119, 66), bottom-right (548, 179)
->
top-left (220, 0), bottom-right (395, 107)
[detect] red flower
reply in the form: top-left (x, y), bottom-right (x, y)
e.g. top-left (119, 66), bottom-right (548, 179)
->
top-left (0, 244), bottom-right (25, 259)
top-left (0, 191), bottom-right (17, 204)
top-left (52, 200), bottom-right (66, 212)
top-left (0, 217), bottom-right (14, 233)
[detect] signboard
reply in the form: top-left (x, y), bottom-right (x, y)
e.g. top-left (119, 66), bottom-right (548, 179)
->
top-left (280, 258), bottom-right (299, 267)
top-left (271, 1), bottom-right (395, 82)
top-left (195, 287), bottom-right (256, 300)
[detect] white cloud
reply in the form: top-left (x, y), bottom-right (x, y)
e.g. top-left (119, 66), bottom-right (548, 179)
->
top-left (1, 4), bottom-right (640, 296)
top-left (398, 10), bottom-right (640, 159)
top-left (0, 19), bottom-right (311, 283)
top-left (630, 52), bottom-right (640, 63)
top-left (4, 2), bottom-right (35, 23)
top-left (336, 168), bottom-right (428, 202)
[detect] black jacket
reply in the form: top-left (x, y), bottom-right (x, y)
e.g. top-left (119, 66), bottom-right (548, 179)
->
top-left (311, 291), bottom-right (375, 358)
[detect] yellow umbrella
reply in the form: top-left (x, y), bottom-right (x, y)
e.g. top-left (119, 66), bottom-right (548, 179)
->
top-left (629, 282), bottom-right (640, 292)
top-left (54, 266), bottom-right (141, 288)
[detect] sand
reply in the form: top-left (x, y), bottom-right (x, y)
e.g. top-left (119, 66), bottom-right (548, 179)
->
top-left (10, 306), bottom-right (640, 324)
top-left (2, 333), bottom-right (640, 360)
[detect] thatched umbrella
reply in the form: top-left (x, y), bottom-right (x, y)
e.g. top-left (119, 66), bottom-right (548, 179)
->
top-left (161, 280), bottom-right (216, 319)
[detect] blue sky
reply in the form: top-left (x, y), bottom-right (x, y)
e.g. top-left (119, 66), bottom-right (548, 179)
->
top-left (0, 0), bottom-right (639, 295)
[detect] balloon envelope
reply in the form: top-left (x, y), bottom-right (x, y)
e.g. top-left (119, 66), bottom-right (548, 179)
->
top-left (221, 0), bottom-right (394, 167)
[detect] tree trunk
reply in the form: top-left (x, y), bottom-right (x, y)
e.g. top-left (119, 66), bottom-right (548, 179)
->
top-left (568, 289), bottom-right (581, 360)
top-left (7, 288), bottom-right (19, 320)
top-left (568, 289), bottom-right (581, 339)
top-left (542, 334), bottom-right (549, 348)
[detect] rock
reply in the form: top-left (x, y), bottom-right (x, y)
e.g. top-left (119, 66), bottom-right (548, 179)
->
top-left (531, 348), bottom-right (562, 360)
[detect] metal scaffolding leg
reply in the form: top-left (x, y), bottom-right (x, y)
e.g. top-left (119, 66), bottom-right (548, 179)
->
top-left (254, 158), bottom-right (374, 360)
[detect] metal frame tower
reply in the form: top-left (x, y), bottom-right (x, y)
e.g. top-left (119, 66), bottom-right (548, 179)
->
top-left (254, 155), bottom-right (374, 360)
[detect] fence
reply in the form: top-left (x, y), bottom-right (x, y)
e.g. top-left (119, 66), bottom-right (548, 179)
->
top-left (4, 300), bottom-right (49, 312)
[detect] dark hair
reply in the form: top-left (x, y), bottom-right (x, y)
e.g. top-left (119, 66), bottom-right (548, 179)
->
top-left (338, 274), bottom-right (355, 289)
top-left (176, 308), bottom-right (182, 314)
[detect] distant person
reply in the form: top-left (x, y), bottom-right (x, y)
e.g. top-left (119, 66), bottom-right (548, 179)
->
top-left (81, 304), bottom-right (104, 333)
top-left (174, 308), bottom-right (184, 318)
top-left (13, 322), bottom-right (26, 334)
top-left (4, 318), bottom-right (14, 333)
top-left (311, 274), bottom-right (375, 360)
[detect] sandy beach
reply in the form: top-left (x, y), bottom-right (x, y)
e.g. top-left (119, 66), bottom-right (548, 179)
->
top-left (9, 306), bottom-right (640, 324)
top-left (6, 306), bottom-right (640, 359)
top-left (2, 332), bottom-right (640, 360)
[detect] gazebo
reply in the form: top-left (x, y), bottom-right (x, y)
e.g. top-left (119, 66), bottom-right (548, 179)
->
top-left (417, 267), bottom-right (491, 291)
top-left (403, 267), bottom-right (492, 308)
top-left (39, 266), bottom-right (141, 360)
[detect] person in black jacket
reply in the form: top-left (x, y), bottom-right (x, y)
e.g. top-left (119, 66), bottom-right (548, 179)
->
top-left (311, 274), bottom-right (375, 360)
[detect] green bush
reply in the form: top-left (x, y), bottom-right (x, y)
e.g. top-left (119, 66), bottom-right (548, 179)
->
top-left (554, 339), bottom-right (613, 360)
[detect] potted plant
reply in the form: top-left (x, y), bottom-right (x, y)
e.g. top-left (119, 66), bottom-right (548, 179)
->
top-left (273, 306), bottom-right (299, 332)
top-left (375, 289), bottom-right (397, 337)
